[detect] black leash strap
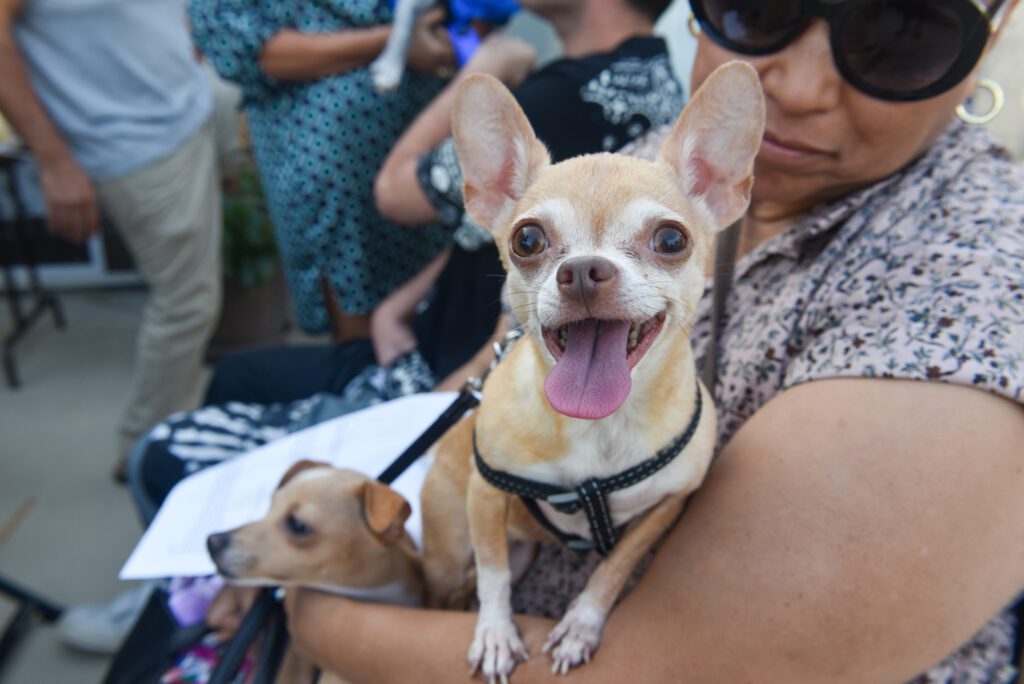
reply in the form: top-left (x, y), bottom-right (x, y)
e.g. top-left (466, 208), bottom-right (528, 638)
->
top-left (474, 381), bottom-right (703, 556)
top-left (377, 389), bottom-right (480, 484)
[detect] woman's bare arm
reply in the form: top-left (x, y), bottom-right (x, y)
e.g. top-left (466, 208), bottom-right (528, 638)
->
top-left (288, 378), bottom-right (1024, 682)
top-left (374, 34), bottom-right (536, 225)
top-left (259, 27), bottom-right (392, 80)
top-left (259, 8), bottom-right (452, 81)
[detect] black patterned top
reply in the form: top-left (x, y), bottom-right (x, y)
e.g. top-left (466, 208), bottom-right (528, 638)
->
top-left (513, 121), bottom-right (1024, 683)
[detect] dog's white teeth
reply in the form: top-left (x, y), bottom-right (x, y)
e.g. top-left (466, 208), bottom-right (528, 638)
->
top-left (627, 323), bottom-right (639, 351)
top-left (559, 326), bottom-right (568, 348)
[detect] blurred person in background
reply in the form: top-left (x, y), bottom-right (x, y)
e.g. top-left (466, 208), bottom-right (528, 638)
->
top-left (189, 0), bottom-right (456, 342)
top-left (0, 0), bottom-right (225, 487)
top-left (0, 0), bottom-right (232, 654)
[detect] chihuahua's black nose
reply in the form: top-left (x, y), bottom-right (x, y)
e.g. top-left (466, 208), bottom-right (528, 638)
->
top-left (557, 256), bottom-right (619, 302)
top-left (207, 532), bottom-right (231, 556)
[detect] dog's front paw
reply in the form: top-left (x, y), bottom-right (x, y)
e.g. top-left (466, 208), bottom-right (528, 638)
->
top-left (468, 618), bottom-right (529, 684)
top-left (542, 597), bottom-right (605, 675)
top-left (370, 57), bottom-right (403, 92)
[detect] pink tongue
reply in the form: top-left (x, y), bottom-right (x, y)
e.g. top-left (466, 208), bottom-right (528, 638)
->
top-left (544, 320), bottom-right (632, 419)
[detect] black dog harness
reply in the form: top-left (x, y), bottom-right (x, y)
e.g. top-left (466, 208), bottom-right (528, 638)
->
top-left (473, 381), bottom-right (703, 557)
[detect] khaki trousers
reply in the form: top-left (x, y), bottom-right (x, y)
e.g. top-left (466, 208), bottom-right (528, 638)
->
top-left (96, 118), bottom-right (222, 459)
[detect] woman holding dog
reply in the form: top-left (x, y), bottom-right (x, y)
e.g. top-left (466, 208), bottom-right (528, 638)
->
top-left (286, 0), bottom-right (1024, 681)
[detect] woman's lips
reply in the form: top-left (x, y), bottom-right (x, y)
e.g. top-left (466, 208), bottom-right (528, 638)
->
top-left (759, 132), bottom-right (833, 166)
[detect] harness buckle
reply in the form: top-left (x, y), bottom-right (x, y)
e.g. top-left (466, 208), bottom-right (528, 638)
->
top-left (567, 539), bottom-right (594, 551)
top-left (546, 491), bottom-right (579, 505)
top-left (463, 375), bottom-right (484, 402)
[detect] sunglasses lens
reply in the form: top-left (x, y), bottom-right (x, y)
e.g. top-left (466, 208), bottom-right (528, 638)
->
top-left (838, 1), bottom-right (979, 97)
top-left (699, 0), bottom-right (803, 52)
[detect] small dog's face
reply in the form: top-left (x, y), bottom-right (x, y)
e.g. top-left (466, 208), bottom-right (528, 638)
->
top-left (452, 64), bottom-right (765, 419)
top-left (207, 461), bottom-right (411, 588)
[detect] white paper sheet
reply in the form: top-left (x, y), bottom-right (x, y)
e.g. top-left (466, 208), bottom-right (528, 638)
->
top-left (120, 393), bottom-right (459, 580)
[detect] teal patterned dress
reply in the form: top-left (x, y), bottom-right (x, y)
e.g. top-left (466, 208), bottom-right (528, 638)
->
top-left (190, 0), bottom-right (450, 332)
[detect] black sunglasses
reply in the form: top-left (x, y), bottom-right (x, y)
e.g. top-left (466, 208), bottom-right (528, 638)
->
top-left (690, 0), bottom-right (1003, 101)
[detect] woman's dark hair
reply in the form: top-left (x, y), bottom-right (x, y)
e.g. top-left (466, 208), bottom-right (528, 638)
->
top-left (625, 0), bottom-right (672, 22)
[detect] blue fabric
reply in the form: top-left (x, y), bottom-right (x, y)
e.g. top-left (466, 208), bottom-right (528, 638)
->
top-left (383, 0), bottom-right (517, 65)
top-left (190, 0), bottom-right (451, 329)
top-left (449, 0), bottom-right (518, 25)
top-left (13, 0), bottom-right (212, 180)
top-left (448, 24), bottom-right (482, 67)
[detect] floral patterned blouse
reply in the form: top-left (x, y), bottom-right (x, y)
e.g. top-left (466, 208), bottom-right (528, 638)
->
top-left (512, 121), bottom-right (1024, 683)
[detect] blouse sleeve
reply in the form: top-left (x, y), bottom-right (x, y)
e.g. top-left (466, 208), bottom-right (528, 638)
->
top-left (188, 0), bottom-right (290, 102)
top-left (783, 165), bottom-right (1024, 403)
top-left (415, 138), bottom-right (493, 251)
top-left (415, 137), bottom-right (465, 229)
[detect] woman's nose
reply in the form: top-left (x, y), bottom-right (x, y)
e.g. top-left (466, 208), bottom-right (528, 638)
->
top-left (759, 20), bottom-right (843, 114)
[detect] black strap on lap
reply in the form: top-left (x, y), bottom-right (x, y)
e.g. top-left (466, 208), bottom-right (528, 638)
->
top-left (473, 381), bottom-right (703, 557)
top-left (376, 389), bottom-right (481, 484)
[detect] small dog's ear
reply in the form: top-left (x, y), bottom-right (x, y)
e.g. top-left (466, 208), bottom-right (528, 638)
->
top-left (361, 481), bottom-right (412, 545)
top-left (658, 61), bottom-right (765, 230)
top-left (452, 74), bottom-right (550, 233)
top-left (277, 459), bottom-right (330, 489)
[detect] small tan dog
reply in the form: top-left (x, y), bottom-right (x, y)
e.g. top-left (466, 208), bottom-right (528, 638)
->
top-left (206, 460), bottom-right (422, 605)
top-left (421, 62), bottom-right (765, 680)
top-left (206, 460), bottom-right (422, 683)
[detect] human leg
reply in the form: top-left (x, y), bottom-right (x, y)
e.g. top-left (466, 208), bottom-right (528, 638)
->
top-left (203, 339), bottom-right (376, 405)
top-left (96, 119), bottom-right (223, 464)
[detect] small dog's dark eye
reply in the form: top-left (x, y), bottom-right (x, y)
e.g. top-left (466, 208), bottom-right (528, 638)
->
top-left (511, 224), bottom-right (547, 258)
top-left (285, 513), bottom-right (312, 537)
top-left (651, 224), bottom-right (689, 255)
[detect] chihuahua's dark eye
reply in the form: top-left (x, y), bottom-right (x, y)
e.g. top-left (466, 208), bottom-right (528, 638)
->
top-left (285, 512), bottom-right (312, 537)
top-left (651, 224), bottom-right (689, 255)
top-left (511, 224), bottom-right (547, 258)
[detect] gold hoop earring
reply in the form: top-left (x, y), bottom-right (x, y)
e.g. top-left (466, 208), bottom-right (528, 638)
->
top-left (956, 78), bottom-right (1004, 125)
top-left (688, 13), bottom-right (701, 39)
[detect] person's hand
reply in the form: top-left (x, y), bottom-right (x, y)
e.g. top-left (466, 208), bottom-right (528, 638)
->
top-left (370, 300), bottom-right (418, 367)
top-left (37, 154), bottom-right (100, 244)
top-left (205, 585), bottom-right (259, 634)
top-left (406, 7), bottom-right (456, 78)
top-left (466, 34), bottom-right (536, 88)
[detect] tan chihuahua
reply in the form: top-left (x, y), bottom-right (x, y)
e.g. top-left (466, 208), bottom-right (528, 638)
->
top-left (421, 62), bottom-right (765, 680)
top-left (206, 460), bottom-right (422, 606)
top-left (206, 461), bottom-right (422, 684)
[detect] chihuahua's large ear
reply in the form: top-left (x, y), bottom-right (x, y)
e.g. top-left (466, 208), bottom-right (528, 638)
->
top-left (658, 61), bottom-right (765, 231)
top-left (277, 459), bottom-right (331, 489)
top-left (452, 74), bottom-right (550, 233)
top-left (361, 481), bottom-right (412, 545)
